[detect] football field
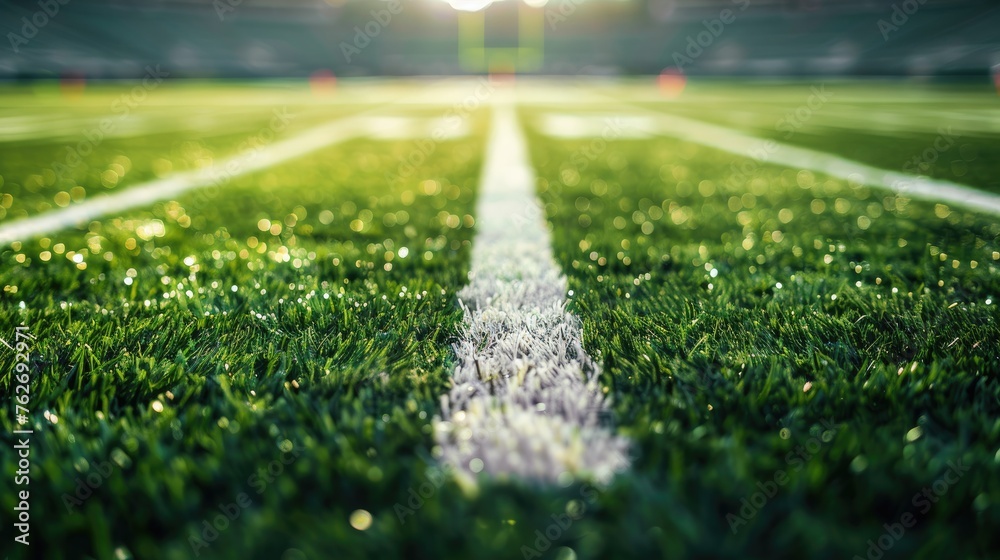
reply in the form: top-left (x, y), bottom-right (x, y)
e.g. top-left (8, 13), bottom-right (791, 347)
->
top-left (1, 78), bottom-right (999, 559)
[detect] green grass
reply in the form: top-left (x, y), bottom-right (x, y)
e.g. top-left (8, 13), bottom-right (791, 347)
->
top-left (526, 115), bottom-right (1000, 558)
top-left (0, 82), bottom-right (391, 220)
top-left (0, 115), bottom-right (489, 559)
top-left (1, 127), bottom-right (278, 220)
top-left (2, 80), bottom-right (1000, 560)
top-left (627, 80), bottom-right (1000, 193)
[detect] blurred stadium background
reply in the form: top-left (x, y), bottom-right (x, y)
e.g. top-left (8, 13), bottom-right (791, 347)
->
top-left (2, 0), bottom-right (999, 79)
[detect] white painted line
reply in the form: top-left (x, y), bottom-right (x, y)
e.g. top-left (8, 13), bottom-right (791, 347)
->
top-left (434, 103), bottom-right (629, 485)
top-left (0, 78), bottom-right (486, 245)
top-left (0, 116), bottom-right (370, 245)
top-left (614, 110), bottom-right (1000, 215)
top-left (0, 108), bottom-right (271, 143)
top-left (537, 113), bottom-right (651, 139)
top-left (0, 112), bottom-right (475, 245)
top-left (361, 116), bottom-right (471, 140)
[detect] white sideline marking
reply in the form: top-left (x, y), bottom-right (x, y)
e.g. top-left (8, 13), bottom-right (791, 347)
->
top-left (626, 111), bottom-right (1000, 215)
top-left (434, 104), bottom-right (629, 485)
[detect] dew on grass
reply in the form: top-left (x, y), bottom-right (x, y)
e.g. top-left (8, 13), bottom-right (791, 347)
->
top-left (53, 191), bottom-right (71, 207)
top-left (554, 547), bottom-right (577, 560)
top-left (349, 509), bottom-right (373, 531)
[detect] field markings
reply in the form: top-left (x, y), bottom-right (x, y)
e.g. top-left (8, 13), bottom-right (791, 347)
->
top-left (433, 103), bottom-right (629, 485)
top-left (361, 115), bottom-right (471, 140)
top-left (0, 116), bottom-right (365, 245)
top-left (0, 115), bottom-right (468, 245)
top-left (539, 109), bottom-right (1000, 215)
top-left (645, 113), bottom-right (1000, 214)
top-left (537, 113), bottom-right (650, 139)
top-left (0, 106), bottom-right (301, 143)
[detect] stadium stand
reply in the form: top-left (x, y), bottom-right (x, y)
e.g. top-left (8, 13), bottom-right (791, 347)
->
top-left (1, 0), bottom-right (997, 77)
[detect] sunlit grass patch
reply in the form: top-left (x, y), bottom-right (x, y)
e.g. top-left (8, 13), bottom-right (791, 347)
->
top-left (0, 126), bottom-right (485, 559)
top-left (527, 127), bottom-right (1000, 558)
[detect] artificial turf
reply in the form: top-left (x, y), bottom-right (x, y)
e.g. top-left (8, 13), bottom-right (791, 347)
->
top-left (627, 81), bottom-right (1000, 193)
top-left (526, 115), bottom-right (1000, 558)
top-left (0, 86), bottom-right (386, 221)
top-left (1, 81), bottom-right (998, 560)
top-left (0, 120), bottom-right (492, 559)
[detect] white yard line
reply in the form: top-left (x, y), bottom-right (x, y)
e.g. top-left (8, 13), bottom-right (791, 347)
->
top-left (0, 107), bottom-right (270, 143)
top-left (0, 112), bottom-right (477, 245)
top-left (0, 116), bottom-right (368, 245)
top-left (0, 78), bottom-right (492, 245)
top-left (617, 110), bottom-right (1000, 215)
top-left (434, 103), bottom-right (629, 485)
